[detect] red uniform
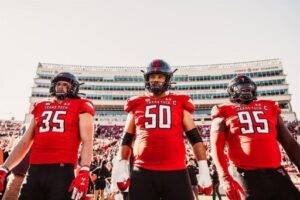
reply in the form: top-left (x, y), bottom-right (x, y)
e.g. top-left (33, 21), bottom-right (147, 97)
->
top-left (211, 99), bottom-right (281, 169)
top-left (30, 98), bottom-right (95, 165)
top-left (124, 92), bottom-right (195, 171)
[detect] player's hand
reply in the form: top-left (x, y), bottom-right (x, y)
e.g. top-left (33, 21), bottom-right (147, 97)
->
top-left (115, 160), bottom-right (131, 192)
top-left (0, 166), bottom-right (9, 194)
top-left (197, 160), bottom-right (212, 189)
top-left (199, 185), bottom-right (213, 195)
top-left (68, 166), bottom-right (90, 200)
top-left (221, 176), bottom-right (245, 200)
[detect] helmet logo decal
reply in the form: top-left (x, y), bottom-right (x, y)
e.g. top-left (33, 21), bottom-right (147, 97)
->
top-left (152, 60), bottom-right (161, 71)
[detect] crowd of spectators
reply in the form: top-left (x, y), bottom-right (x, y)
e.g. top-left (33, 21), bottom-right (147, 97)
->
top-left (1, 118), bottom-right (300, 199)
top-left (0, 119), bottom-right (22, 137)
top-left (95, 124), bottom-right (123, 140)
top-left (0, 119), bottom-right (23, 165)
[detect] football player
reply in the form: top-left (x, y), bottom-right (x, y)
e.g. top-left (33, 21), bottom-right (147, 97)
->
top-left (210, 74), bottom-right (300, 200)
top-left (0, 72), bottom-right (95, 200)
top-left (113, 59), bottom-right (212, 200)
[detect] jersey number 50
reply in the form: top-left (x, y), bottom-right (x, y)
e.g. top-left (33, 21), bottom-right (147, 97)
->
top-left (39, 110), bottom-right (67, 133)
top-left (145, 105), bottom-right (171, 129)
top-left (238, 111), bottom-right (269, 134)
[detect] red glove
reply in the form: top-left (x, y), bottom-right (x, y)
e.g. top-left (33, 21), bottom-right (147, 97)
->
top-left (69, 166), bottom-right (90, 200)
top-left (115, 160), bottom-right (131, 192)
top-left (199, 185), bottom-right (213, 195)
top-left (221, 176), bottom-right (245, 200)
top-left (0, 166), bottom-right (9, 194)
top-left (117, 179), bottom-right (131, 191)
top-left (197, 160), bottom-right (212, 196)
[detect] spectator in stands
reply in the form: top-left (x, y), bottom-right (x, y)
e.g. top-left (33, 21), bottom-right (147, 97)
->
top-left (210, 75), bottom-right (300, 200)
top-left (92, 159), bottom-right (111, 200)
top-left (210, 164), bottom-right (222, 200)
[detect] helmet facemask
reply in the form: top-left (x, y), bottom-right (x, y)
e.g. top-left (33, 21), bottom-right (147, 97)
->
top-left (230, 83), bottom-right (256, 104)
top-left (50, 72), bottom-right (80, 100)
top-left (227, 75), bottom-right (257, 104)
top-left (53, 81), bottom-right (72, 100)
top-left (145, 73), bottom-right (171, 95)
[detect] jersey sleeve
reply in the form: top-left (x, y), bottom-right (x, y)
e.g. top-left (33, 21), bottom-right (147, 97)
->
top-left (180, 95), bottom-right (195, 113)
top-left (273, 101), bottom-right (281, 115)
top-left (31, 101), bottom-right (41, 116)
top-left (124, 96), bottom-right (142, 113)
top-left (79, 99), bottom-right (95, 116)
top-left (211, 105), bottom-right (224, 119)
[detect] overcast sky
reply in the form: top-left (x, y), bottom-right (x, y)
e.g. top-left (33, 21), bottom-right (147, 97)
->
top-left (0, 0), bottom-right (299, 121)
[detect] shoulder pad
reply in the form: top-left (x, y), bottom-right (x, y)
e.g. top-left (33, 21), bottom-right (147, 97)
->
top-left (79, 98), bottom-right (94, 105)
top-left (33, 98), bottom-right (53, 107)
top-left (173, 94), bottom-right (195, 113)
top-left (31, 98), bottom-right (52, 115)
top-left (257, 100), bottom-right (281, 114)
top-left (211, 104), bottom-right (226, 120)
top-left (257, 99), bottom-right (275, 104)
top-left (124, 96), bottom-right (145, 113)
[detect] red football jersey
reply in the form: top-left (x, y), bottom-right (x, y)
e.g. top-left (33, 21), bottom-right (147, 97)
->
top-left (124, 92), bottom-right (195, 171)
top-left (211, 100), bottom-right (281, 169)
top-left (30, 98), bottom-right (95, 165)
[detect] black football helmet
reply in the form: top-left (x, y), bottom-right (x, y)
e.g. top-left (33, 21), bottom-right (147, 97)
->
top-left (49, 72), bottom-right (80, 99)
top-left (227, 74), bottom-right (257, 104)
top-left (143, 59), bottom-right (174, 95)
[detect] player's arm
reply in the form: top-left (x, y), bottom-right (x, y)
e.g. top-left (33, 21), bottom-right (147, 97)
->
top-left (210, 116), bottom-right (229, 178)
top-left (69, 112), bottom-right (94, 200)
top-left (183, 109), bottom-right (212, 190)
top-left (2, 117), bottom-right (35, 171)
top-left (182, 110), bottom-right (206, 160)
top-left (120, 112), bottom-right (136, 160)
top-left (111, 112), bottom-right (135, 192)
top-left (277, 115), bottom-right (300, 171)
top-left (210, 115), bottom-right (245, 199)
top-left (78, 112), bottom-right (94, 167)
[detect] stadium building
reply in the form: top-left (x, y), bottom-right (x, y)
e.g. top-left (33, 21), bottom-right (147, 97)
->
top-left (28, 59), bottom-right (297, 129)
